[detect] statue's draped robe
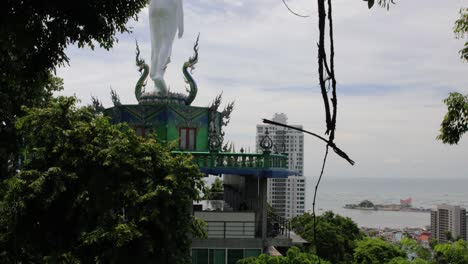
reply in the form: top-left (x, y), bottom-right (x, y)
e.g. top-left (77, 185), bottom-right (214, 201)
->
top-left (149, 0), bottom-right (184, 94)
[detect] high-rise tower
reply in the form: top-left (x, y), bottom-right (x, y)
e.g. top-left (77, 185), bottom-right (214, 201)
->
top-left (431, 204), bottom-right (467, 243)
top-left (256, 113), bottom-right (305, 219)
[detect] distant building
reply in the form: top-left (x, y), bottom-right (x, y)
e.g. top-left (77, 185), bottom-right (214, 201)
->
top-left (256, 113), bottom-right (305, 219)
top-left (400, 197), bottom-right (412, 207)
top-left (417, 232), bottom-right (431, 249)
top-left (431, 204), bottom-right (467, 243)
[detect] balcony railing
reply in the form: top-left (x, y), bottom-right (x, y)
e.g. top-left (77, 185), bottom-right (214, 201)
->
top-left (204, 221), bottom-right (256, 239)
top-left (194, 211), bottom-right (257, 239)
top-left (171, 151), bottom-right (288, 170)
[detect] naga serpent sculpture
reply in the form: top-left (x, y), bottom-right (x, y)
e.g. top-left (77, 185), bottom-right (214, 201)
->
top-left (135, 41), bottom-right (149, 102)
top-left (182, 34), bottom-right (199, 106)
top-left (134, 35), bottom-right (199, 105)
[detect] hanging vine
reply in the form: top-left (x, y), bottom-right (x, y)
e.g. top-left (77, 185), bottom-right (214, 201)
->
top-left (267, 0), bottom-right (396, 257)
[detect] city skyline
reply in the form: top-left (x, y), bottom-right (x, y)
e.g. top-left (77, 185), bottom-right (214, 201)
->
top-left (57, 0), bottom-right (468, 179)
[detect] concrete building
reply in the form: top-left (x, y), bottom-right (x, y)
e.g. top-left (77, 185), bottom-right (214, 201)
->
top-left (431, 204), bottom-right (467, 243)
top-left (256, 113), bottom-right (305, 219)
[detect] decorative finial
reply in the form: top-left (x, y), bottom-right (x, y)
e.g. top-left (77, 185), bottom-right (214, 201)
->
top-left (260, 128), bottom-right (274, 153)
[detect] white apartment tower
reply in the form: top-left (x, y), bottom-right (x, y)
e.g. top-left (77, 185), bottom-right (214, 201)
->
top-left (256, 113), bottom-right (305, 219)
top-left (431, 204), bottom-right (467, 243)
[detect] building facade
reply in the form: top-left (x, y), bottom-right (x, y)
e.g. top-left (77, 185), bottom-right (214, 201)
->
top-left (431, 204), bottom-right (467, 243)
top-left (256, 113), bottom-right (305, 219)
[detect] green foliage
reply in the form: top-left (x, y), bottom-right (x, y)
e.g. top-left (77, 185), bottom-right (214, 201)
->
top-left (0, 97), bottom-right (205, 263)
top-left (387, 257), bottom-right (410, 264)
top-left (1, 0), bottom-right (147, 70)
top-left (411, 259), bottom-right (430, 264)
top-left (399, 238), bottom-right (431, 261)
top-left (387, 257), bottom-right (429, 264)
top-left (211, 177), bottom-right (224, 193)
top-left (203, 177), bottom-right (224, 200)
top-left (437, 92), bottom-right (468, 145)
top-left (0, 73), bottom-right (63, 178)
top-left (291, 211), bottom-right (363, 263)
top-left (237, 247), bottom-right (329, 264)
top-left (353, 237), bottom-right (405, 264)
top-left (454, 8), bottom-right (468, 61)
top-left (363, 0), bottom-right (395, 10)
top-left (444, 231), bottom-right (455, 242)
top-left (433, 239), bottom-right (468, 264)
top-left (0, 0), bottom-right (147, 178)
top-left (436, 11), bottom-right (468, 146)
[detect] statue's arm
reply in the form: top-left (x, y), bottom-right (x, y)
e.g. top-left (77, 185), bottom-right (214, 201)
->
top-left (177, 0), bottom-right (184, 38)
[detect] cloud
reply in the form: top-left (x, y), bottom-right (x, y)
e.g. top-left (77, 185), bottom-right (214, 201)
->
top-left (56, 0), bottom-right (468, 179)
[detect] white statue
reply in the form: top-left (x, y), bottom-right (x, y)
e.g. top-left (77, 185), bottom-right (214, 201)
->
top-left (148, 0), bottom-right (184, 96)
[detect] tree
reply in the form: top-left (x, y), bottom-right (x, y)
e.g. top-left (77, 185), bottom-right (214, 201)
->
top-left (399, 238), bottom-right (430, 261)
top-left (353, 238), bottom-right (406, 264)
top-left (210, 177), bottom-right (224, 193)
top-left (429, 238), bottom-right (439, 250)
top-left (436, 8), bottom-right (467, 145)
top-left (437, 92), bottom-right (468, 145)
top-left (203, 177), bottom-right (224, 200)
top-left (433, 239), bottom-right (468, 264)
top-left (0, 0), bottom-right (147, 178)
top-left (0, 97), bottom-right (205, 263)
top-left (291, 211), bottom-right (363, 263)
top-left (0, 73), bottom-right (63, 177)
top-left (444, 231), bottom-right (455, 242)
top-left (237, 247), bottom-right (329, 264)
top-left (453, 8), bottom-right (468, 62)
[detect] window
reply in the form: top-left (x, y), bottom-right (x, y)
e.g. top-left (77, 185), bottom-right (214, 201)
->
top-left (180, 127), bottom-right (197, 150)
top-left (209, 249), bottom-right (225, 264)
top-left (192, 249), bottom-right (208, 264)
top-left (228, 249), bottom-right (244, 264)
top-left (134, 126), bottom-right (154, 137)
top-left (244, 249), bottom-right (261, 258)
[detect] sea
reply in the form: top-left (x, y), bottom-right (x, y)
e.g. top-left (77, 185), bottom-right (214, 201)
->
top-left (305, 177), bottom-right (468, 229)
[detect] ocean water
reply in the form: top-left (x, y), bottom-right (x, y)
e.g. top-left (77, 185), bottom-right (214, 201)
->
top-left (305, 177), bottom-right (468, 228)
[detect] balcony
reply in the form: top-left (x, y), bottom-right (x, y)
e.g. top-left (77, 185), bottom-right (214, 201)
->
top-left (193, 211), bottom-right (292, 240)
top-left (172, 151), bottom-right (295, 178)
top-left (194, 211), bottom-right (256, 239)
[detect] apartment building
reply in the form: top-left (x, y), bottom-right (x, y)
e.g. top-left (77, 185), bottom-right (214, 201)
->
top-left (431, 204), bottom-right (467, 243)
top-left (256, 113), bottom-right (305, 219)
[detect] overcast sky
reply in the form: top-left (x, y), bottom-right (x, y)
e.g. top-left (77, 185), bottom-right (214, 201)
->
top-left (57, 0), bottom-right (468, 180)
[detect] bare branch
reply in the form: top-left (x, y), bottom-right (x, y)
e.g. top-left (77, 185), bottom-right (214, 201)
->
top-left (262, 119), bottom-right (355, 165)
top-left (281, 0), bottom-right (310, 18)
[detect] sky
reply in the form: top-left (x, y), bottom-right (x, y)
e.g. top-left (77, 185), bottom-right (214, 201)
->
top-left (57, 0), bottom-right (468, 180)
